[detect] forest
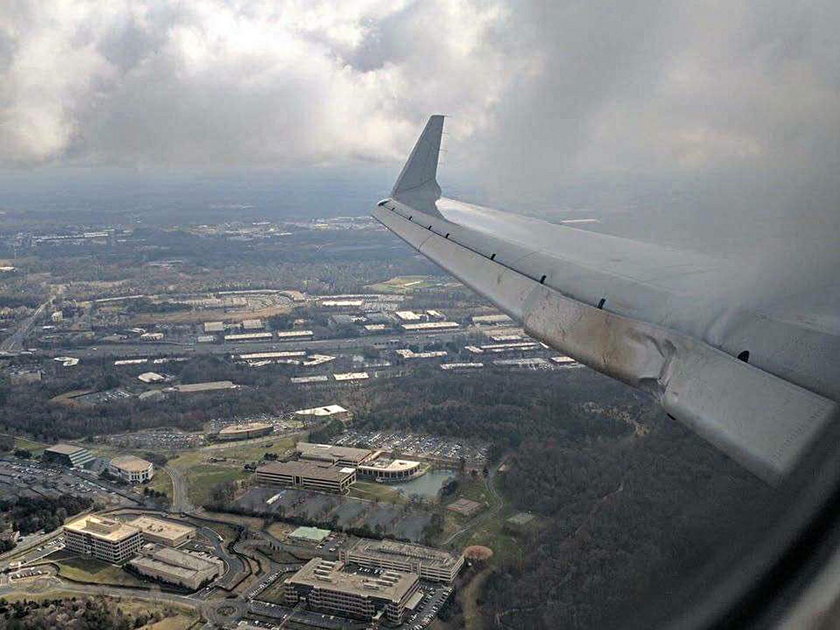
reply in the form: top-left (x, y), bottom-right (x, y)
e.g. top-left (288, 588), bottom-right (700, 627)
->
top-left (0, 356), bottom-right (331, 440)
top-left (0, 596), bottom-right (173, 629)
top-left (348, 368), bottom-right (777, 629)
top-left (0, 495), bottom-right (93, 538)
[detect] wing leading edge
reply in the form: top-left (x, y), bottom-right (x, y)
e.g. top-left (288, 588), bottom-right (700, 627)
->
top-left (372, 116), bottom-right (839, 484)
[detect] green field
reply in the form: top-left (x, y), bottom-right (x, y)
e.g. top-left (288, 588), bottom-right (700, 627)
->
top-left (365, 275), bottom-right (440, 293)
top-left (0, 590), bottom-right (200, 630)
top-left (349, 481), bottom-right (407, 504)
top-left (146, 467), bottom-right (174, 498)
top-left (186, 464), bottom-right (249, 506)
top-left (6, 435), bottom-right (49, 455)
top-left (440, 476), bottom-right (528, 565)
top-left (259, 576), bottom-right (292, 605)
top-left (55, 555), bottom-right (145, 587)
top-left (207, 436), bottom-right (296, 462)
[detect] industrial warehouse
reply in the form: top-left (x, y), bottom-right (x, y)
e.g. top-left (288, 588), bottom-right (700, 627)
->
top-left (284, 558), bottom-right (420, 624)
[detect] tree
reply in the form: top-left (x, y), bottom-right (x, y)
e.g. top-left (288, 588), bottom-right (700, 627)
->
top-left (206, 480), bottom-right (237, 508)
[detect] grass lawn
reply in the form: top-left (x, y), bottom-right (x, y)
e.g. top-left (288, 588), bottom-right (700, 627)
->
top-left (201, 511), bottom-right (265, 530)
top-left (266, 522), bottom-right (294, 540)
top-left (349, 481), bottom-right (407, 505)
top-left (365, 275), bottom-right (439, 293)
top-left (0, 590), bottom-right (200, 629)
top-left (146, 467), bottom-right (174, 498)
top-left (459, 568), bottom-right (493, 630)
top-left (186, 464), bottom-right (249, 507)
top-left (167, 450), bottom-right (204, 469)
top-left (145, 614), bottom-right (202, 630)
top-left (455, 478), bottom-right (494, 504)
top-left (55, 555), bottom-right (145, 587)
top-left (258, 577), bottom-right (289, 605)
top-left (457, 511), bottom-right (525, 566)
top-left (208, 436), bottom-right (296, 462)
top-left (5, 434), bottom-right (49, 455)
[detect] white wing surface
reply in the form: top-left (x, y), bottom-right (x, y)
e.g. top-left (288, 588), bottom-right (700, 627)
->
top-left (373, 116), bottom-right (839, 484)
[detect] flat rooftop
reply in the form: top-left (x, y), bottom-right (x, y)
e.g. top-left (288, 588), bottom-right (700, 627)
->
top-left (359, 458), bottom-right (420, 472)
top-left (65, 515), bottom-right (139, 543)
top-left (45, 443), bottom-right (87, 456)
top-left (347, 539), bottom-right (463, 569)
top-left (289, 558), bottom-right (416, 603)
top-left (289, 526), bottom-right (331, 542)
top-left (110, 455), bottom-right (153, 472)
top-left (257, 460), bottom-right (356, 483)
top-left (297, 442), bottom-right (372, 464)
top-left (130, 516), bottom-right (196, 540)
top-left (173, 381), bottom-right (237, 393)
top-left (131, 544), bottom-right (218, 580)
top-left (218, 421), bottom-right (272, 435)
top-left (295, 404), bottom-right (348, 416)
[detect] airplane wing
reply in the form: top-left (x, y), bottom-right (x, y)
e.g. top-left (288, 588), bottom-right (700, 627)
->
top-left (373, 115), bottom-right (840, 484)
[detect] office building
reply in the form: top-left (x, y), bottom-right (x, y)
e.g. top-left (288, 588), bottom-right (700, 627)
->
top-left (108, 455), bottom-right (154, 483)
top-left (130, 516), bottom-right (196, 547)
top-left (129, 543), bottom-right (223, 590)
top-left (357, 458), bottom-right (422, 481)
top-left (296, 442), bottom-right (374, 467)
top-left (256, 460), bottom-right (356, 494)
top-left (63, 515), bottom-right (142, 564)
top-left (341, 539), bottom-right (464, 583)
top-left (42, 444), bottom-right (94, 468)
top-left (216, 422), bottom-right (273, 441)
top-left (285, 558), bottom-right (419, 624)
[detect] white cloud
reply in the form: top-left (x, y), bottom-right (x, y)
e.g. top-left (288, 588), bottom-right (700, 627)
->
top-left (0, 0), bottom-right (515, 167)
top-left (0, 0), bottom-right (837, 188)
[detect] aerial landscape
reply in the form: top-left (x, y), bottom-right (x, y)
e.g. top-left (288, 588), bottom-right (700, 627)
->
top-left (0, 199), bottom-right (775, 629)
top-left (0, 1), bottom-right (838, 629)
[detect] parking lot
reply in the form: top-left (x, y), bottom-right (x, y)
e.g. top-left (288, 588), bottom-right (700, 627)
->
top-left (333, 430), bottom-right (489, 466)
top-left (0, 460), bottom-right (132, 507)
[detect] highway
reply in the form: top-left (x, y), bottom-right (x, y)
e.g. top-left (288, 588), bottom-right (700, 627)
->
top-left (35, 329), bottom-right (476, 361)
top-left (0, 298), bottom-right (53, 352)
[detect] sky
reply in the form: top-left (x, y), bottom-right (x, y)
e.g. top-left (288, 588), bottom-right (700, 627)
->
top-left (0, 0), bottom-right (838, 256)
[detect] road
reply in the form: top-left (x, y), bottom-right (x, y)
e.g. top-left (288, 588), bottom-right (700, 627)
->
top-left (0, 532), bottom-right (63, 571)
top-left (165, 465), bottom-right (194, 513)
top-left (37, 329), bottom-right (477, 361)
top-left (0, 298), bottom-right (53, 352)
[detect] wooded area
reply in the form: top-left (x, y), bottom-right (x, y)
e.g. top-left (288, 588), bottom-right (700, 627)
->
top-left (350, 369), bottom-right (775, 629)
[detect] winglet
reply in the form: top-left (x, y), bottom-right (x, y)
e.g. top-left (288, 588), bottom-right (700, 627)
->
top-left (391, 115), bottom-right (445, 217)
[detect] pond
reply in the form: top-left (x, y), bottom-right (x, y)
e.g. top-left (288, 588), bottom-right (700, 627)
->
top-left (389, 469), bottom-right (455, 499)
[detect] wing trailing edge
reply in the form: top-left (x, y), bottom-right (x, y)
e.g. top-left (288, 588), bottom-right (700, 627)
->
top-left (373, 116), bottom-right (839, 484)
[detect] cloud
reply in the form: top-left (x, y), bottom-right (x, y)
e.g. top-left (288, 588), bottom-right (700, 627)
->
top-left (0, 0), bottom-right (515, 167)
top-left (0, 0), bottom-right (837, 193)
